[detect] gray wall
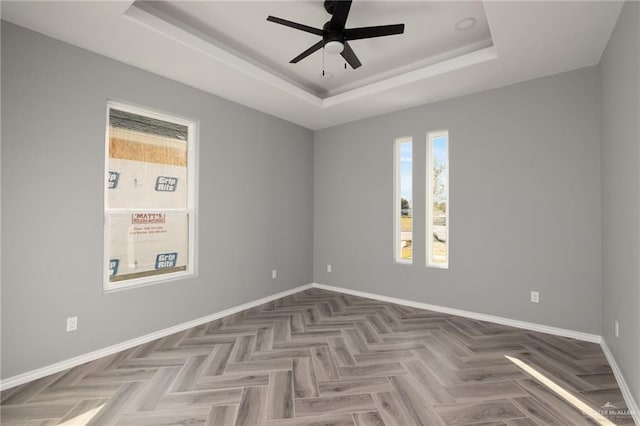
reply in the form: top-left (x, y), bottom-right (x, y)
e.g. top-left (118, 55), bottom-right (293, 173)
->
top-left (601, 0), bottom-right (640, 408)
top-left (314, 66), bottom-right (603, 334)
top-left (4, 9), bottom-right (638, 401)
top-left (1, 22), bottom-right (314, 379)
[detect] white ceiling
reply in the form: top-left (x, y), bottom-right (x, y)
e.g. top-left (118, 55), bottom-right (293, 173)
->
top-left (149, 1), bottom-right (493, 95)
top-left (1, 1), bottom-right (623, 130)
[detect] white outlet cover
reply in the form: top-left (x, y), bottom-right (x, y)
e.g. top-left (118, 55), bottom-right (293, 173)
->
top-left (530, 291), bottom-right (540, 303)
top-left (327, 264), bottom-right (332, 272)
top-left (66, 316), bottom-right (78, 332)
top-left (615, 321), bottom-right (619, 338)
top-left (272, 270), bottom-right (277, 279)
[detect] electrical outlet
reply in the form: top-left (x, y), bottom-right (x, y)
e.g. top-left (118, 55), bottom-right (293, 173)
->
top-left (530, 291), bottom-right (540, 304)
top-left (272, 270), bottom-right (277, 279)
top-left (66, 316), bottom-right (78, 332)
top-left (327, 264), bottom-right (332, 273)
top-left (615, 321), bottom-right (619, 338)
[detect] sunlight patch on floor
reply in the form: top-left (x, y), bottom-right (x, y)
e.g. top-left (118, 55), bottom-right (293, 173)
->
top-left (57, 404), bottom-right (105, 425)
top-left (505, 355), bottom-right (614, 426)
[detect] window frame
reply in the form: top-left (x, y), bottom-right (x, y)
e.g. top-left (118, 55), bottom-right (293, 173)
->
top-left (394, 136), bottom-right (413, 264)
top-left (103, 101), bottom-right (197, 293)
top-left (427, 130), bottom-right (449, 269)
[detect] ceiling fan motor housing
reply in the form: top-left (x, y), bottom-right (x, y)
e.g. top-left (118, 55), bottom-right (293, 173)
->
top-left (266, 0), bottom-right (405, 69)
top-left (322, 21), bottom-right (345, 46)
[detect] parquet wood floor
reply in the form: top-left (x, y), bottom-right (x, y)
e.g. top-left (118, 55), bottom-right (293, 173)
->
top-left (1, 288), bottom-right (634, 425)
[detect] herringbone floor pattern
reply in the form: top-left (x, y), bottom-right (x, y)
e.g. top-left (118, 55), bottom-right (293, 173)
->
top-left (1, 288), bottom-right (634, 425)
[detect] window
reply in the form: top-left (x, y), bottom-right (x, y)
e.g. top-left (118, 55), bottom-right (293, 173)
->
top-left (394, 137), bottom-right (413, 263)
top-left (427, 130), bottom-right (449, 268)
top-left (104, 102), bottom-right (196, 291)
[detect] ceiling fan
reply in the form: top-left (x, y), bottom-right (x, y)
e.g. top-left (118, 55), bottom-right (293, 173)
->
top-left (266, 0), bottom-right (405, 70)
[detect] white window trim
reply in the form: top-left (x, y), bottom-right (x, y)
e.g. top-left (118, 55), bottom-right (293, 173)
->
top-left (394, 136), bottom-right (413, 264)
top-left (427, 130), bottom-right (449, 269)
top-left (103, 101), bottom-right (197, 293)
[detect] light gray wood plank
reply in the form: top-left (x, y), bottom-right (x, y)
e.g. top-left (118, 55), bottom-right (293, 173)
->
top-left (229, 335), bottom-right (256, 363)
top-left (403, 359), bottom-right (456, 405)
top-left (224, 358), bottom-right (292, 374)
top-left (352, 350), bottom-right (415, 365)
top-left (116, 407), bottom-right (211, 426)
top-left (203, 343), bottom-right (234, 376)
top-left (318, 377), bottom-right (393, 397)
top-left (389, 375), bottom-right (446, 426)
top-left (446, 381), bottom-right (527, 403)
top-left (293, 358), bottom-right (319, 398)
top-left (0, 372), bottom-right (66, 406)
top-left (206, 404), bottom-right (239, 426)
top-left (128, 366), bottom-right (181, 412)
top-left (267, 413), bottom-right (355, 426)
top-left (157, 388), bottom-right (242, 410)
top-left (268, 370), bottom-right (294, 420)
top-left (338, 362), bottom-right (405, 379)
top-left (0, 402), bottom-right (77, 425)
top-left (252, 348), bottom-right (312, 361)
top-left (510, 396), bottom-right (572, 426)
top-left (86, 381), bottom-right (144, 425)
top-left (352, 411), bottom-right (385, 426)
top-left (57, 398), bottom-right (108, 424)
top-left (235, 386), bottom-right (267, 425)
top-left (372, 391), bottom-right (415, 426)
top-left (295, 394), bottom-right (376, 417)
top-left (195, 374), bottom-right (270, 391)
top-left (30, 383), bottom-right (122, 403)
top-left (328, 337), bottom-right (357, 367)
top-left (255, 327), bottom-right (275, 352)
top-left (78, 368), bottom-right (157, 385)
top-left (311, 346), bottom-right (340, 381)
top-left (168, 354), bottom-right (208, 392)
top-left (434, 400), bottom-right (527, 425)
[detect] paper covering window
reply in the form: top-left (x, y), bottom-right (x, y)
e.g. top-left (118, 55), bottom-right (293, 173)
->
top-left (104, 103), bottom-right (195, 291)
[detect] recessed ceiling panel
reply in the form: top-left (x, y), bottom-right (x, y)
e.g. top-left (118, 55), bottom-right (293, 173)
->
top-left (147, 1), bottom-right (493, 96)
top-left (3, 1), bottom-right (623, 129)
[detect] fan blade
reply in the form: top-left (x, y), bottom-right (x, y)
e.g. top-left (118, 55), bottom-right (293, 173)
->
top-left (267, 16), bottom-right (323, 36)
top-left (345, 24), bottom-right (405, 40)
top-left (341, 41), bottom-right (361, 69)
top-left (290, 40), bottom-right (325, 63)
top-left (330, 0), bottom-right (352, 30)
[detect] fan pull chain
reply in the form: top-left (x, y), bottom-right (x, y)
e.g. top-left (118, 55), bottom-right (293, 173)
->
top-left (322, 46), bottom-right (326, 77)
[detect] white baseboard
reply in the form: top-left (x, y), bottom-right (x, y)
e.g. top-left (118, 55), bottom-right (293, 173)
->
top-left (0, 283), bottom-right (313, 391)
top-left (601, 340), bottom-right (640, 425)
top-left (311, 283), bottom-right (602, 343)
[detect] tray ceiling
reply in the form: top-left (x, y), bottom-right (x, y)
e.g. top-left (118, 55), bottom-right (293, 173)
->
top-left (147, 1), bottom-right (493, 96)
top-left (1, 1), bottom-right (624, 129)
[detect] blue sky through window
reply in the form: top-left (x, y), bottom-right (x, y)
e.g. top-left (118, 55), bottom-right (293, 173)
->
top-left (400, 142), bottom-right (412, 203)
top-left (400, 136), bottom-right (447, 205)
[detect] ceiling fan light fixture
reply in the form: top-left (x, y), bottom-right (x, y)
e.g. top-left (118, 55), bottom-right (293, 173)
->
top-left (267, 0), bottom-right (405, 70)
top-left (325, 40), bottom-right (344, 54)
